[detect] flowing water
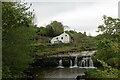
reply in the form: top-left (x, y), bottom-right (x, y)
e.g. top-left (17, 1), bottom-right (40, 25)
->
top-left (69, 60), bottom-right (73, 68)
top-left (56, 59), bottom-right (64, 68)
top-left (73, 56), bottom-right (78, 68)
top-left (32, 51), bottom-right (96, 79)
top-left (79, 57), bottom-right (95, 68)
top-left (32, 67), bottom-right (86, 79)
top-left (32, 57), bottom-right (95, 79)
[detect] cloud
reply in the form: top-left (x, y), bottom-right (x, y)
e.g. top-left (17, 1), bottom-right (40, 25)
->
top-left (25, 0), bottom-right (119, 3)
top-left (28, 0), bottom-right (119, 36)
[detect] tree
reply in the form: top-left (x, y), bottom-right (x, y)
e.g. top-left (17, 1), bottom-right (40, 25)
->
top-left (86, 59), bottom-right (119, 78)
top-left (95, 16), bottom-right (120, 67)
top-left (2, 2), bottom-right (36, 78)
top-left (86, 16), bottom-right (120, 78)
top-left (97, 15), bottom-right (120, 41)
top-left (46, 21), bottom-right (64, 37)
top-left (36, 27), bottom-right (47, 36)
top-left (46, 25), bottom-right (55, 37)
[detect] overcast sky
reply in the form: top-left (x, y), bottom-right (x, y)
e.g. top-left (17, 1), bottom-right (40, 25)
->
top-left (25, 0), bottom-right (119, 36)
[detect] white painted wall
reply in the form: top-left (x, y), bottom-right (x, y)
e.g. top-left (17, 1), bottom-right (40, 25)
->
top-left (51, 32), bottom-right (70, 44)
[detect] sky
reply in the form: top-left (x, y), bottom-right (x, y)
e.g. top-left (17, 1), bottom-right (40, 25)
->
top-left (25, 0), bottom-right (120, 36)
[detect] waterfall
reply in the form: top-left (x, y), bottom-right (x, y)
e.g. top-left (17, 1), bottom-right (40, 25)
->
top-left (59, 59), bottom-right (62, 66)
top-left (57, 59), bottom-right (64, 68)
top-left (69, 60), bottom-right (73, 68)
top-left (80, 58), bottom-right (85, 67)
top-left (89, 57), bottom-right (94, 67)
top-left (79, 57), bottom-right (95, 68)
top-left (85, 58), bottom-right (89, 67)
top-left (73, 56), bottom-right (78, 67)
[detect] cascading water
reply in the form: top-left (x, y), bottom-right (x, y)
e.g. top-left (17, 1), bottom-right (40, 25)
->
top-left (79, 57), bottom-right (95, 68)
top-left (59, 59), bottom-right (62, 66)
top-left (89, 57), bottom-right (94, 67)
top-left (85, 58), bottom-right (88, 67)
top-left (69, 60), bottom-right (73, 68)
top-left (80, 58), bottom-right (85, 67)
top-left (57, 59), bottom-right (64, 68)
top-left (73, 56), bottom-right (78, 67)
top-left (56, 51), bottom-right (96, 69)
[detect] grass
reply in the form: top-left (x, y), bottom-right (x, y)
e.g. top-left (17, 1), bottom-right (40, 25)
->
top-left (32, 42), bottom-right (96, 57)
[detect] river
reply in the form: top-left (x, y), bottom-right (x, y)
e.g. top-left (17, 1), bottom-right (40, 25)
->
top-left (31, 67), bottom-right (90, 80)
top-left (31, 51), bottom-right (96, 80)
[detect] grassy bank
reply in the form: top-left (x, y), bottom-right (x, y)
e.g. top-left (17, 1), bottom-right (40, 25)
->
top-left (32, 42), bottom-right (96, 57)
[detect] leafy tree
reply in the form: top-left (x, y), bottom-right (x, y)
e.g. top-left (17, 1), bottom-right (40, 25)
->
top-left (97, 15), bottom-right (120, 41)
top-left (96, 38), bottom-right (119, 60)
top-left (86, 59), bottom-right (119, 78)
top-left (46, 21), bottom-right (64, 37)
top-left (2, 2), bottom-right (36, 78)
top-left (95, 16), bottom-right (120, 67)
top-left (36, 27), bottom-right (47, 36)
top-left (46, 25), bottom-right (55, 37)
top-left (65, 30), bottom-right (84, 43)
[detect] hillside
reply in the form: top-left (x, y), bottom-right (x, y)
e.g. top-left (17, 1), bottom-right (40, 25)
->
top-left (33, 21), bottom-right (97, 57)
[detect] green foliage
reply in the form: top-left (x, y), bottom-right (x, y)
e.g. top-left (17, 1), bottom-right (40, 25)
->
top-left (97, 38), bottom-right (119, 54)
top-left (32, 43), bottom-right (47, 52)
top-left (34, 29), bottom-right (96, 57)
top-left (2, 2), bottom-right (36, 78)
top-left (66, 30), bottom-right (96, 50)
top-left (36, 21), bottom-right (64, 38)
top-left (86, 16), bottom-right (120, 78)
top-left (86, 60), bottom-right (119, 78)
top-left (46, 21), bottom-right (64, 37)
top-left (97, 15), bottom-right (120, 36)
top-left (65, 30), bottom-right (84, 42)
top-left (33, 43), bottom-right (82, 56)
top-left (36, 27), bottom-right (47, 36)
top-left (94, 16), bottom-right (120, 67)
top-left (46, 25), bottom-right (55, 37)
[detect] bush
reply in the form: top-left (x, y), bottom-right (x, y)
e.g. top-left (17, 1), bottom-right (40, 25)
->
top-left (85, 59), bottom-right (119, 78)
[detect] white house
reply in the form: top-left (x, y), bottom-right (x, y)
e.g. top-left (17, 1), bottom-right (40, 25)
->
top-left (51, 32), bottom-right (70, 44)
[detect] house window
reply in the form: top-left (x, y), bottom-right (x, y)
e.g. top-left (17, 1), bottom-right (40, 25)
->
top-left (61, 37), bottom-right (63, 39)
